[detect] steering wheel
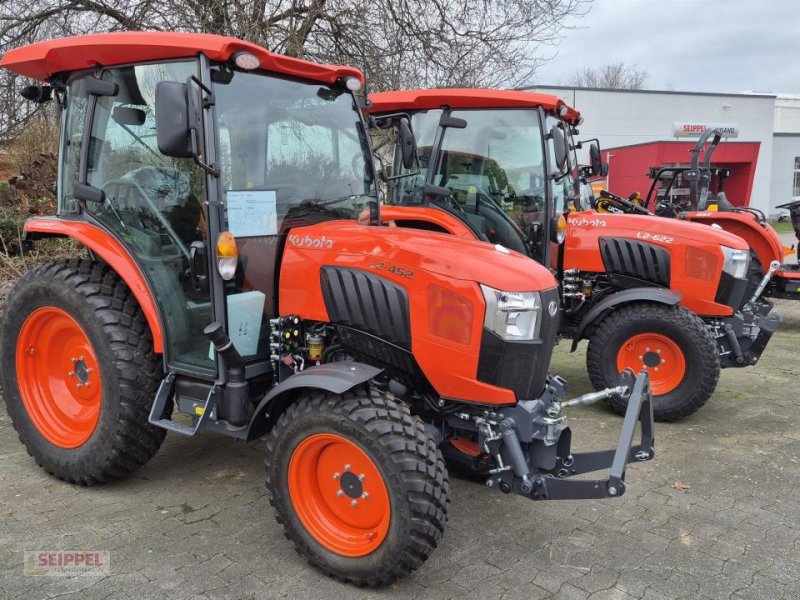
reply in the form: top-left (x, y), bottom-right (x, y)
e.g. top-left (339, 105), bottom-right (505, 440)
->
top-left (598, 190), bottom-right (651, 215)
top-left (102, 177), bottom-right (191, 259)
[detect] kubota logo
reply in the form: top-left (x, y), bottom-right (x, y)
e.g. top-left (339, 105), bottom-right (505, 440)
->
top-left (570, 217), bottom-right (606, 228)
top-left (288, 234), bottom-right (334, 249)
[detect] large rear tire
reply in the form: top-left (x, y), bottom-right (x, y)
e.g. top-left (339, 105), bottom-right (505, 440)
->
top-left (586, 303), bottom-right (720, 422)
top-left (0, 259), bottom-right (166, 485)
top-left (265, 387), bottom-right (449, 586)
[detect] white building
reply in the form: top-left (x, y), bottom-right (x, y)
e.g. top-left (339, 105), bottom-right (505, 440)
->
top-left (528, 85), bottom-right (800, 217)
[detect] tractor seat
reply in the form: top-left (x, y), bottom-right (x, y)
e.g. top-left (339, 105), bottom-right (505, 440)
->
top-left (713, 192), bottom-right (735, 212)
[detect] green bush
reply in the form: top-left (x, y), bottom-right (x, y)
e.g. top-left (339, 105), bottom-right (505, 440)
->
top-left (0, 181), bottom-right (15, 207)
top-left (0, 205), bottom-right (27, 252)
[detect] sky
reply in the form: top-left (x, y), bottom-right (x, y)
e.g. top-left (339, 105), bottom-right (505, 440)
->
top-left (534, 0), bottom-right (800, 94)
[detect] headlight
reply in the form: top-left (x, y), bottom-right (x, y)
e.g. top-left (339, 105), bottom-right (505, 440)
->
top-left (481, 286), bottom-right (542, 341)
top-left (721, 246), bottom-right (749, 279)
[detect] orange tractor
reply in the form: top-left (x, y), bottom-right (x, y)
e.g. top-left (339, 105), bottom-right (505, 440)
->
top-left (366, 89), bottom-right (780, 422)
top-left (0, 34), bottom-right (654, 586)
top-left (596, 128), bottom-right (800, 301)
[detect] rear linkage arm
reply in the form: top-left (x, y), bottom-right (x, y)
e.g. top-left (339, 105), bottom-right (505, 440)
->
top-left (448, 370), bottom-right (655, 502)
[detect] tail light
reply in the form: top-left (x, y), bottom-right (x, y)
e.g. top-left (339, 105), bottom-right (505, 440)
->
top-left (216, 231), bottom-right (238, 280)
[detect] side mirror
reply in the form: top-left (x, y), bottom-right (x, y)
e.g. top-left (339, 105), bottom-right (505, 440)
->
top-left (550, 125), bottom-right (568, 172)
top-left (20, 85), bottom-right (52, 103)
top-left (589, 142), bottom-right (602, 177)
top-left (398, 118), bottom-right (415, 170)
top-left (155, 81), bottom-right (192, 158)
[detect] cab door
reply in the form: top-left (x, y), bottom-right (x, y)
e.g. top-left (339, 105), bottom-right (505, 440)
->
top-left (64, 61), bottom-right (217, 377)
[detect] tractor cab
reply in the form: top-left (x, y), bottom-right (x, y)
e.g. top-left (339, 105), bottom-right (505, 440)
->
top-left (8, 35), bottom-right (379, 397)
top-left (370, 89), bottom-right (586, 268)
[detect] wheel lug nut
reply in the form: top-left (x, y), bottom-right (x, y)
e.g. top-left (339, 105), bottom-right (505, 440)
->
top-left (79, 356), bottom-right (85, 361)
top-left (656, 349), bottom-right (662, 354)
top-left (358, 474), bottom-right (365, 481)
top-left (344, 464), bottom-right (351, 472)
top-left (661, 359), bottom-right (666, 364)
top-left (351, 500), bottom-right (358, 507)
top-left (361, 492), bottom-right (369, 500)
top-left (71, 357), bottom-right (77, 363)
top-left (68, 371), bottom-right (74, 377)
top-left (638, 356), bottom-right (643, 360)
top-left (333, 472), bottom-right (340, 480)
top-left (654, 367), bottom-right (659, 371)
top-left (336, 490), bottom-right (344, 497)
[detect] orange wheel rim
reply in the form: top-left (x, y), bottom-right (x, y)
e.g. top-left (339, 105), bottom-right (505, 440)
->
top-left (288, 433), bottom-right (391, 557)
top-left (616, 332), bottom-right (686, 395)
top-left (15, 307), bottom-right (102, 448)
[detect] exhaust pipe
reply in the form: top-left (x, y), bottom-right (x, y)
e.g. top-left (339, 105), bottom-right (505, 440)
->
top-left (204, 322), bottom-right (248, 426)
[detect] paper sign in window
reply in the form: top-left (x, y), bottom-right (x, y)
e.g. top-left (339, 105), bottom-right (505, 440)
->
top-left (227, 190), bottom-right (278, 237)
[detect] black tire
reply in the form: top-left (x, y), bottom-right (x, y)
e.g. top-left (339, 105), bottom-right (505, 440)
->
top-left (586, 303), bottom-right (720, 422)
top-left (265, 386), bottom-right (449, 587)
top-left (0, 259), bottom-right (166, 485)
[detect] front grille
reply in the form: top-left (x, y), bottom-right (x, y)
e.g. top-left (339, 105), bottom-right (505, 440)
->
top-left (599, 237), bottom-right (670, 286)
top-left (476, 287), bottom-right (560, 401)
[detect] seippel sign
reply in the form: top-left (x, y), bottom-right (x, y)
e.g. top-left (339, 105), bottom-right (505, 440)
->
top-left (673, 122), bottom-right (739, 138)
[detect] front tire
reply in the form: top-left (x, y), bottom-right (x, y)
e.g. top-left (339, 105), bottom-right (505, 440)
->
top-left (586, 303), bottom-right (720, 421)
top-left (0, 259), bottom-right (166, 485)
top-left (265, 387), bottom-right (449, 586)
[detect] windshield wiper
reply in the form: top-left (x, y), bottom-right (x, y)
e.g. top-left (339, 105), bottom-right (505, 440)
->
top-left (300, 193), bottom-right (376, 208)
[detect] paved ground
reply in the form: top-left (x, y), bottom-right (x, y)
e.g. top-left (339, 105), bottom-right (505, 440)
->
top-left (1, 297), bottom-right (799, 599)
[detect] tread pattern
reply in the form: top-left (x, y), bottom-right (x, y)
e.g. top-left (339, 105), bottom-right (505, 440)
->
top-left (586, 302), bottom-right (720, 422)
top-left (2, 259), bottom-right (166, 485)
top-left (265, 387), bottom-right (449, 587)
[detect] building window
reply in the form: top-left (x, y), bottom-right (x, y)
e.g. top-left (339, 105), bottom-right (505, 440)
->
top-left (794, 157), bottom-right (800, 199)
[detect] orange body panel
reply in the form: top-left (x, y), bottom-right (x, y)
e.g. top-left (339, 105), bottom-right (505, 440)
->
top-left (0, 32), bottom-right (363, 85)
top-left (279, 221), bottom-right (558, 405)
top-left (565, 211), bottom-right (747, 317)
top-left (381, 205), bottom-right (477, 241)
top-left (382, 206), bottom-right (745, 317)
top-left (368, 89), bottom-right (581, 123)
top-left (24, 217), bottom-right (165, 353)
top-left (684, 211), bottom-right (784, 272)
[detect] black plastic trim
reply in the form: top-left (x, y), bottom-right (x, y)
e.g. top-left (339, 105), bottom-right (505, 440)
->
top-left (715, 271), bottom-right (748, 309)
top-left (599, 237), bottom-right (670, 287)
top-left (321, 266), bottom-right (411, 349)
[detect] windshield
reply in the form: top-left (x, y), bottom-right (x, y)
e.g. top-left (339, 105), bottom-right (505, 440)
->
top-left (214, 68), bottom-right (377, 231)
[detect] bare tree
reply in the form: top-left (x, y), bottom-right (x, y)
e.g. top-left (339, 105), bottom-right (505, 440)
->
top-left (0, 0), bottom-right (593, 138)
top-left (569, 62), bottom-right (648, 90)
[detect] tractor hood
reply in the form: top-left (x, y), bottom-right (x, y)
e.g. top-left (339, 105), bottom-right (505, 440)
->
top-left (283, 220), bottom-right (557, 292)
top-left (567, 211), bottom-right (748, 251)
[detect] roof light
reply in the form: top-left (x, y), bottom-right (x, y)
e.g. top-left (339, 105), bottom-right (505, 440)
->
top-left (344, 77), bottom-right (362, 92)
top-left (232, 52), bottom-right (260, 70)
top-left (558, 104), bottom-right (569, 117)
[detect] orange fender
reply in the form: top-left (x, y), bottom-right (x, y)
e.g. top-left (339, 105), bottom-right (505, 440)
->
top-left (685, 211), bottom-right (783, 271)
top-left (24, 217), bottom-right (165, 353)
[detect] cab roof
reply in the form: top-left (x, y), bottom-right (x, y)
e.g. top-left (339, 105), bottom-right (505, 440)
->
top-left (0, 32), bottom-right (364, 85)
top-left (367, 88), bottom-right (581, 123)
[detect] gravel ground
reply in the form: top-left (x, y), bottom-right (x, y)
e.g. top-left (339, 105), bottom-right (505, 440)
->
top-left (0, 298), bottom-right (799, 600)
